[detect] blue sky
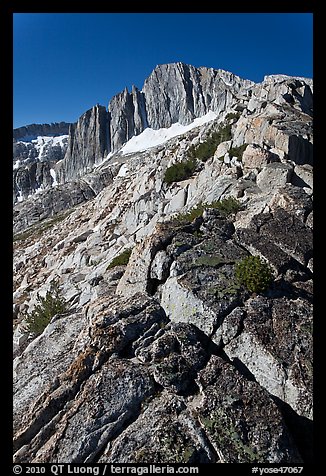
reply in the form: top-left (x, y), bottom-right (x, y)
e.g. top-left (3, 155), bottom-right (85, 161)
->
top-left (13, 13), bottom-right (313, 129)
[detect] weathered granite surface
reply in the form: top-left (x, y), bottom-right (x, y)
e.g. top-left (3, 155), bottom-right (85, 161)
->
top-left (13, 63), bottom-right (313, 463)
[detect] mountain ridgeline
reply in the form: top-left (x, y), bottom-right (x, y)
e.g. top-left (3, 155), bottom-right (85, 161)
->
top-left (59, 64), bottom-right (255, 182)
top-left (13, 62), bottom-right (313, 202)
top-left (13, 121), bottom-right (72, 141)
top-left (58, 63), bottom-right (313, 183)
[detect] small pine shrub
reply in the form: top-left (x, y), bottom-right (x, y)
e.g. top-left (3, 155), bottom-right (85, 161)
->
top-left (235, 256), bottom-right (274, 293)
top-left (173, 204), bottom-right (204, 224)
top-left (164, 158), bottom-right (197, 184)
top-left (188, 124), bottom-right (233, 162)
top-left (208, 197), bottom-right (242, 217)
top-left (26, 281), bottom-right (67, 335)
top-left (225, 112), bottom-right (241, 122)
top-left (172, 198), bottom-right (241, 225)
top-left (107, 248), bottom-right (133, 269)
top-left (188, 136), bottom-right (217, 162)
top-left (213, 124), bottom-right (233, 144)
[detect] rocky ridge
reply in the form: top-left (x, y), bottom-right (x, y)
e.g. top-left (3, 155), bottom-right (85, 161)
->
top-left (13, 122), bottom-right (72, 142)
top-left (13, 63), bottom-right (312, 203)
top-left (13, 63), bottom-right (313, 463)
top-left (13, 122), bottom-right (73, 203)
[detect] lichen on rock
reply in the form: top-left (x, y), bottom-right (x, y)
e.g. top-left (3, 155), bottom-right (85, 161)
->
top-left (13, 63), bottom-right (313, 463)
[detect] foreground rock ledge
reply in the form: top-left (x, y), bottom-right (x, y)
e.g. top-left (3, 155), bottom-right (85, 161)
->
top-left (13, 206), bottom-right (312, 463)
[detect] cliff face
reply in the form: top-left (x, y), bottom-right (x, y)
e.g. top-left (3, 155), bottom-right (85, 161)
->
top-left (13, 63), bottom-right (313, 463)
top-left (142, 63), bottom-right (253, 129)
top-left (108, 86), bottom-right (148, 153)
top-left (56, 63), bottom-right (313, 184)
top-left (58, 63), bottom-right (255, 182)
top-left (13, 124), bottom-right (72, 203)
top-left (13, 122), bottom-right (72, 141)
top-left (58, 105), bottom-right (109, 183)
top-left (13, 63), bottom-right (313, 196)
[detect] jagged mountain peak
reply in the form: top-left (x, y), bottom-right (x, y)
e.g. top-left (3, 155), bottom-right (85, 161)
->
top-left (13, 62), bottom-right (313, 203)
top-left (147, 61), bottom-right (255, 86)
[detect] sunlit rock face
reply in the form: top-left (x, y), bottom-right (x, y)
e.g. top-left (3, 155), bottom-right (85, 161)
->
top-left (13, 63), bottom-right (313, 464)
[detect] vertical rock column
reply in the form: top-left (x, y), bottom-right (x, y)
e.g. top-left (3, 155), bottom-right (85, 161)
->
top-left (108, 86), bottom-right (148, 152)
top-left (59, 104), bottom-right (110, 182)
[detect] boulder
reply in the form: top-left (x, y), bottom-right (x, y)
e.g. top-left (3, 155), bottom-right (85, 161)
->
top-left (137, 322), bottom-right (208, 394)
top-left (13, 310), bottom-right (87, 436)
top-left (100, 391), bottom-right (216, 463)
top-left (13, 323), bottom-right (30, 358)
top-left (163, 187), bottom-right (187, 214)
top-left (195, 355), bottom-right (303, 463)
top-left (292, 164), bottom-right (313, 189)
top-left (256, 162), bottom-right (293, 191)
top-left (242, 144), bottom-right (277, 171)
top-left (16, 359), bottom-right (156, 463)
top-left (214, 140), bottom-right (232, 158)
top-left (212, 307), bottom-right (245, 346)
top-left (259, 208), bottom-right (313, 266)
top-left (235, 227), bottom-right (295, 275)
top-left (161, 275), bottom-right (218, 336)
top-left (269, 184), bottom-right (313, 222)
top-left (224, 296), bottom-right (313, 419)
top-left (150, 250), bottom-right (171, 281)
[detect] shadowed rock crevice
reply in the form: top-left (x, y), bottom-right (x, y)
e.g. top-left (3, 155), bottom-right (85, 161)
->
top-left (146, 218), bottom-right (204, 297)
top-left (271, 396), bottom-right (313, 463)
top-left (223, 355), bottom-right (257, 383)
top-left (89, 396), bottom-right (159, 464)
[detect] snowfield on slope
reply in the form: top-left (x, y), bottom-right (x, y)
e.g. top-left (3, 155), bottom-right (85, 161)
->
top-left (120, 111), bottom-right (217, 155)
top-left (14, 134), bottom-right (69, 168)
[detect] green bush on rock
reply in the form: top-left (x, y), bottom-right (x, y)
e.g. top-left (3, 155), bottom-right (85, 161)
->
top-left (107, 248), bottom-right (133, 269)
top-left (26, 281), bottom-right (68, 335)
top-left (164, 119), bottom-right (236, 184)
top-left (173, 198), bottom-right (242, 225)
top-left (188, 124), bottom-right (232, 162)
top-left (235, 256), bottom-right (274, 293)
top-left (164, 158), bottom-right (197, 184)
top-left (209, 197), bottom-right (242, 217)
top-left (173, 204), bottom-right (205, 224)
top-left (225, 111), bottom-right (241, 122)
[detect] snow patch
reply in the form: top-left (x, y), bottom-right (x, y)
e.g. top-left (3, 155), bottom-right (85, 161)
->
top-left (30, 135), bottom-right (69, 147)
top-left (117, 164), bottom-right (129, 177)
top-left (17, 190), bottom-right (24, 203)
top-left (50, 168), bottom-right (58, 186)
top-left (121, 111), bottom-right (217, 155)
top-left (16, 135), bottom-right (69, 164)
top-left (27, 185), bottom-right (44, 198)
